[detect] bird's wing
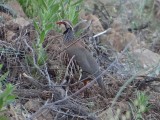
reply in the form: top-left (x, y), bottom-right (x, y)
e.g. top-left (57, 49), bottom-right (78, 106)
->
top-left (66, 44), bottom-right (99, 74)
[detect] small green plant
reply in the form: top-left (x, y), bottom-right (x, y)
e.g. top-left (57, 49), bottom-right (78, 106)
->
top-left (0, 64), bottom-right (15, 120)
top-left (131, 91), bottom-right (150, 120)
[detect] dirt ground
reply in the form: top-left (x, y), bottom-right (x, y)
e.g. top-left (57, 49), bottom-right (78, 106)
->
top-left (0, 0), bottom-right (160, 120)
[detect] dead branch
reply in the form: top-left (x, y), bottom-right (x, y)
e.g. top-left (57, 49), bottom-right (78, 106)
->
top-left (14, 89), bottom-right (43, 98)
top-left (23, 73), bottom-right (45, 89)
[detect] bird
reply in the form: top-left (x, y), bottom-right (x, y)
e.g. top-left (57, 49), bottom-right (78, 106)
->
top-left (56, 20), bottom-right (107, 97)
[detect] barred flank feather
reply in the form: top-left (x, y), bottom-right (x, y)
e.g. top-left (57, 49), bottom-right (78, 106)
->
top-left (61, 52), bottom-right (82, 77)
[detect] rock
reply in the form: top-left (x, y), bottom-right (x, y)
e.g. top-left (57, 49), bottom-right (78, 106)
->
top-left (154, 0), bottom-right (160, 21)
top-left (98, 102), bottom-right (130, 120)
top-left (0, 11), bottom-right (13, 21)
top-left (98, 108), bottom-right (114, 120)
top-left (129, 48), bottom-right (160, 76)
top-left (36, 110), bottom-right (54, 120)
top-left (81, 13), bottom-right (104, 33)
top-left (0, 1), bottom-right (27, 21)
top-left (4, 17), bottom-right (30, 41)
top-left (5, 104), bottom-right (26, 120)
top-left (24, 99), bottom-right (41, 112)
top-left (132, 48), bottom-right (160, 68)
top-left (150, 84), bottom-right (160, 92)
top-left (6, 30), bottom-right (15, 41)
top-left (106, 29), bottom-right (137, 52)
top-left (8, 1), bottom-right (27, 18)
top-left (80, 13), bottom-right (110, 44)
top-left (13, 17), bottom-right (30, 28)
top-left (5, 17), bottom-right (30, 30)
top-left (105, 20), bottom-right (138, 52)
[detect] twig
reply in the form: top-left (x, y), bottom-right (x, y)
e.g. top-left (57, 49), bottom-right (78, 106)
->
top-left (62, 55), bottom-right (76, 96)
top-left (22, 73), bottom-right (45, 89)
top-left (64, 55), bottom-right (75, 78)
top-left (44, 62), bottom-right (53, 86)
top-left (29, 99), bottom-right (97, 120)
top-left (92, 28), bottom-right (111, 38)
top-left (14, 89), bottom-right (43, 98)
top-left (23, 38), bottom-right (45, 76)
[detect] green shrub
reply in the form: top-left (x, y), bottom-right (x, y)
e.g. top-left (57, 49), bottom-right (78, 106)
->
top-left (0, 64), bottom-right (15, 120)
top-left (130, 91), bottom-right (150, 120)
top-left (17, 0), bottom-right (83, 65)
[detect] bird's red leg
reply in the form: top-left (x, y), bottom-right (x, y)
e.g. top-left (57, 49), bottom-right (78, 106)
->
top-left (83, 79), bottom-right (90, 98)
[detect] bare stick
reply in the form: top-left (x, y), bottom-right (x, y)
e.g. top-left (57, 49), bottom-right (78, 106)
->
top-left (64, 55), bottom-right (75, 78)
top-left (93, 28), bottom-right (112, 38)
top-left (23, 39), bottom-right (45, 76)
top-left (22, 73), bottom-right (45, 89)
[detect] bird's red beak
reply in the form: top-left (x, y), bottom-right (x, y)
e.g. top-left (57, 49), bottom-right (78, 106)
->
top-left (56, 21), bottom-right (65, 25)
